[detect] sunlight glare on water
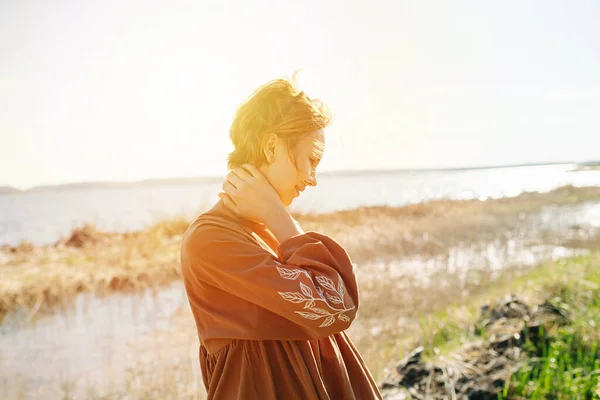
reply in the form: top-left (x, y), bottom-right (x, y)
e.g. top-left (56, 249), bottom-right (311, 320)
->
top-left (2, 164), bottom-right (600, 247)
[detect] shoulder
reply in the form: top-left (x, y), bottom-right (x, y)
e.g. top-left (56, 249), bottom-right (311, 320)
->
top-left (180, 210), bottom-right (271, 274)
top-left (182, 205), bottom-right (266, 256)
top-left (182, 211), bottom-right (239, 247)
top-left (179, 215), bottom-right (238, 272)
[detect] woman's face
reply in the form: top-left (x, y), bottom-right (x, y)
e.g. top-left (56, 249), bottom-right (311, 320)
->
top-left (260, 129), bottom-right (325, 207)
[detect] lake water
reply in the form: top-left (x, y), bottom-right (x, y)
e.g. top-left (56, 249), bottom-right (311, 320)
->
top-left (2, 163), bottom-right (600, 247)
top-left (2, 164), bottom-right (600, 398)
top-left (2, 200), bottom-right (599, 399)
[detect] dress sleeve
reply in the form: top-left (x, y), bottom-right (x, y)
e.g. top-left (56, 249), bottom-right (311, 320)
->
top-left (182, 223), bottom-right (359, 338)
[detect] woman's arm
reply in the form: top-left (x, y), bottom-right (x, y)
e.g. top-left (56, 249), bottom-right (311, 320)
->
top-left (181, 223), bottom-right (359, 339)
top-left (264, 205), bottom-right (304, 243)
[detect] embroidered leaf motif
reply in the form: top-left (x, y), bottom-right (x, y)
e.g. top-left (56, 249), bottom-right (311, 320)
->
top-left (296, 311), bottom-right (322, 320)
top-left (303, 300), bottom-right (315, 309)
top-left (300, 282), bottom-right (313, 297)
top-left (326, 293), bottom-right (343, 304)
top-left (338, 314), bottom-right (350, 322)
top-left (309, 307), bottom-right (331, 316)
top-left (277, 267), bottom-right (302, 280)
top-left (278, 269), bottom-right (352, 329)
top-left (278, 292), bottom-right (306, 303)
top-left (316, 286), bottom-right (326, 300)
top-left (316, 276), bottom-right (336, 292)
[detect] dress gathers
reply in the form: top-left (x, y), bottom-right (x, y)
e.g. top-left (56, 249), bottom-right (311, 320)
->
top-left (180, 200), bottom-right (382, 399)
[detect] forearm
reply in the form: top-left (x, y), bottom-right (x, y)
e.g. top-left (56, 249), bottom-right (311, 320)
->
top-left (265, 206), bottom-right (304, 244)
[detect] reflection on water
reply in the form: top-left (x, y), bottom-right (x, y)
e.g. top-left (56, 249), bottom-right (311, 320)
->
top-left (390, 202), bottom-right (598, 282)
top-left (363, 244), bottom-right (587, 282)
top-left (0, 282), bottom-right (195, 399)
top-left (574, 202), bottom-right (600, 227)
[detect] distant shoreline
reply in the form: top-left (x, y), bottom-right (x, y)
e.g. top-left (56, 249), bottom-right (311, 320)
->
top-left (2, 160), bottom-right (597, 194)
top-left (3, 184), bottom-right (600, 323)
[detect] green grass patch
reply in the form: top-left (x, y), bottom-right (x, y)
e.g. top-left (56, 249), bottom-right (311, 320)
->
top-left (498, 256), bottom-right (600, 399)
top-left (499, 324), bottom-right (600, 399)
top-left (407, 253), bottom-right (600, 398)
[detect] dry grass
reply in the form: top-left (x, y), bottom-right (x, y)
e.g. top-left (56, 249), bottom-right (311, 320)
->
top-left (347, 261), bottom-right (529, 380)
top-left (0, 216), bottom-right (191, 322)
top-left (7, 252), bottom-right (598, 399)
top-left (2, 185), bottom-right (600, 398)
top-left (350, 249), bottom-right (600, 382)
top-left (375, 252), bottom-right (600, 399)
top-left (296, 184), bottom-right (600, 262)
top-left (1, 185), bottom-right (599, 323)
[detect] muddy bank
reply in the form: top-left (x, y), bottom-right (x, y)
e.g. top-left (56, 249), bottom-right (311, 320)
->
top-left (379, 295), bottom-right (569, 399)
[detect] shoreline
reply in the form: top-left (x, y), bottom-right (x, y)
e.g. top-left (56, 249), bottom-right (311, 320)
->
top-left (379, 252), bottom-right (600, 398)
top-left (4, 183), bottom-right (600, 251)
top-left (1, 184), bottom-right (600, 322)
top-left (2, 185), bottom-right (600, 398)
top-left (5, 253), bottom-right (599, 399)
top-left (2, 161), bottom-right (592, 194)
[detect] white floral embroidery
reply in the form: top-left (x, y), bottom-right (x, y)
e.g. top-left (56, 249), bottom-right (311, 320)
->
top-left (276, 266), bottom-right (354, 327)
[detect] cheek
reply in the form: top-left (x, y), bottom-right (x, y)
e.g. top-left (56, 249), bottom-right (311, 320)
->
top-left (273, 158), bottom-right (300, 190)
top-left (287, 159), bottom-right (305, 183)
top-left (294, 160), bottom-right (311, 180)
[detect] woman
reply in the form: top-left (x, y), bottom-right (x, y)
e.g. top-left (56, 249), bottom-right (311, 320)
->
top-left (180, 74), bottom-right (382, 399)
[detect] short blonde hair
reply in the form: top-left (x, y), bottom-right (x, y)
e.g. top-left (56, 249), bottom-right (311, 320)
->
top-left (227, 73), bottom-right (332, 170)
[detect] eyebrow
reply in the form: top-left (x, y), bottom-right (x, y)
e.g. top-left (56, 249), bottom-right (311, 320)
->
top-left (312, 142), bottom-right (325, 159)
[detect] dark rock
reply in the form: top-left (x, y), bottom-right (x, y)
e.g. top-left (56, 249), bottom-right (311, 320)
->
top-left (380, 295), bottom-right (569, 399)
top-left (395, 347), bottom-right (430, 386)
top-left (466, 388), bottom-right (497, 400)
top-left (479, 295), bottom-right (530, 327)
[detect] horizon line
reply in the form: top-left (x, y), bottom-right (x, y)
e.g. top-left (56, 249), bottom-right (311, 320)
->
top-left (2, 160), bottom-right (597, 193)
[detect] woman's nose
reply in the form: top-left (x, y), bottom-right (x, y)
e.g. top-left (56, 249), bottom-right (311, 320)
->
top-left (307, 173), bottom-right (317, 187)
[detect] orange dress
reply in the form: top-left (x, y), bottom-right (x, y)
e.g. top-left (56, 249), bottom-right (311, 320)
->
top-left (180, 200), bottom-right (382, 399)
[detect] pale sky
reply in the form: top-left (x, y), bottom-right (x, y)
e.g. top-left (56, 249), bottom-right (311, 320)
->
top-left (1, 0), bottom-right (599, 190)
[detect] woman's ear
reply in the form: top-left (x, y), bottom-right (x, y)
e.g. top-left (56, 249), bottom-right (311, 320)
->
top-left (263, 133), bottom-right (278, 164)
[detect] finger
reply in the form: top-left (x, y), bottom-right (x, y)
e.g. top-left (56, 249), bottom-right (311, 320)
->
top-left (226, 170), bottom-right (245, 189)
top-left (241, 164), bottom-right (265, 181)
top-left (232, 167), bottom-right (254, 182)
top-left (222, 180), bottom-right (237, 195)
top-left (218, 192), bottom-right (241, 215)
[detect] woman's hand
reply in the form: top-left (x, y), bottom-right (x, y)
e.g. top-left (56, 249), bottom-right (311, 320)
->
top-left (220, 164), bottom-right (303, 242)
top-left (219, 164), bottom-right (284, 224)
